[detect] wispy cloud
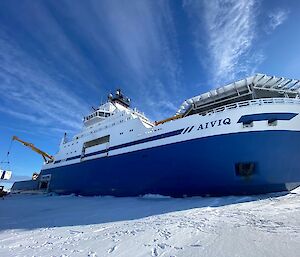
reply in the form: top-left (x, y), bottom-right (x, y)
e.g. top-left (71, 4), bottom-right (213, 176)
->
top-left (184, 0), bottom-right (263, 85)
top-left (0, 2), bottom-right (99, 134)
top-left (0, 33), bottom-right (88, 131)
top-left (0, 107), bottom-right (46, 125)
top-left (0, 0), bottom-right (183, 132)
top-left (64, 0), bottom-right (183, 118)
top-left (268, 9), bottom-right (289, 31)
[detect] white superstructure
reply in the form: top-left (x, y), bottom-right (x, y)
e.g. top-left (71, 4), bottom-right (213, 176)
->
top-left (43, 74), bottom-right (300, 171)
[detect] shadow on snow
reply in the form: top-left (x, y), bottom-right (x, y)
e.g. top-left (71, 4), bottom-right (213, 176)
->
top-left (0, 191), bottom-right (289, 231)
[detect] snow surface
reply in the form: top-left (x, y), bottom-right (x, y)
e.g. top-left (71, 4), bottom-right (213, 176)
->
top-left (0, 189), bottom-right (300, 257)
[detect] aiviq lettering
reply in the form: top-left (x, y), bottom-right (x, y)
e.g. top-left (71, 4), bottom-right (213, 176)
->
top-left (197, 118), bottom-right (231, 130)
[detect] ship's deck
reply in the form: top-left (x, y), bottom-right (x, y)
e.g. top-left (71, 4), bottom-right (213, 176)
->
top-left (177, 74), bottom-right (300, 117)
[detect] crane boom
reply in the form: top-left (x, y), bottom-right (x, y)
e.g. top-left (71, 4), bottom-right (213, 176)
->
top-left (12, 136), bottom-right (54, 163)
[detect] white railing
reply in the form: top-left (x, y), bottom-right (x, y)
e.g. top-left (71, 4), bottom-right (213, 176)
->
top-left (198, 98), bottom-right (300, 116)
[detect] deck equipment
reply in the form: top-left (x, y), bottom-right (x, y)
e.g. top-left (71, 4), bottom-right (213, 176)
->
top-left (12, 136), bottom-right (54, 163)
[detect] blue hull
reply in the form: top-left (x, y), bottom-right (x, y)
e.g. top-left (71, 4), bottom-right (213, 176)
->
top-left (19, 130), bottom-right (300, 196)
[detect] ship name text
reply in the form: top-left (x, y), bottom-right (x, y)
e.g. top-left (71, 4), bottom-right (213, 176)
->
top-left (197, 118), bottom-right (231, 130)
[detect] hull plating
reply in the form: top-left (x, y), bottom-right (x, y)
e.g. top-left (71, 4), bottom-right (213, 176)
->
top-left (39, 130), bottom-right (300, 197)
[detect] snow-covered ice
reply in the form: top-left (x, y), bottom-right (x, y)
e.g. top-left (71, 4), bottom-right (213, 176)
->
top-left (0, 188), bottom-right (300, 257)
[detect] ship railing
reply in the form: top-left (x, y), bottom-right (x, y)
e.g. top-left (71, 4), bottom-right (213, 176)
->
top-left (199, 97), bottom-right (300, 116)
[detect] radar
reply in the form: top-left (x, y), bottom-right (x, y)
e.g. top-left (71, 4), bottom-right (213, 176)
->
top-left (108, 89), bottom-right (131, 108)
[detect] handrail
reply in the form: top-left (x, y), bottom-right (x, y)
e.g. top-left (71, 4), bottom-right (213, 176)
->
top-left (198, 98), bottom-right (300, 116)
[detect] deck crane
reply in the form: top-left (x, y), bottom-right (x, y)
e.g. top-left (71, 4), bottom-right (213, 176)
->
top-left (12, 136), bottom-right (54, 163)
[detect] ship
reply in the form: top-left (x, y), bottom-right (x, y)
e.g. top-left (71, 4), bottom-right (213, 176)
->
top-left (12, 74), bottom-right (300, 197)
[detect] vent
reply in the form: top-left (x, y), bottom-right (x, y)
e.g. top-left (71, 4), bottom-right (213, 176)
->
top-left (235, 162), bottom-right (255, 177)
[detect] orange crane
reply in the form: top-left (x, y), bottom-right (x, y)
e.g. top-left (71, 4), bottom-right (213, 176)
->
top-left (12, 136), bottom-right (54, 163)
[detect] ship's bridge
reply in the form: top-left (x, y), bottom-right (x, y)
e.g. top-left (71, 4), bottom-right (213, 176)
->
top-left (83, 102), bottom-right (115, 127)
top-left (83, 110), bottom-right (112, 125)
top-left (177, 73), bottom-right (300, 117)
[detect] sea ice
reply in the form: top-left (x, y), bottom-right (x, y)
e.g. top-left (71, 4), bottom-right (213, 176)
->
top-left (0, 188), bottom-right (299, 256)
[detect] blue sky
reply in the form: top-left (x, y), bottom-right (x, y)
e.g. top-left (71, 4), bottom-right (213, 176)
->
top-left (0, 0), bottom-right (299, 179)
